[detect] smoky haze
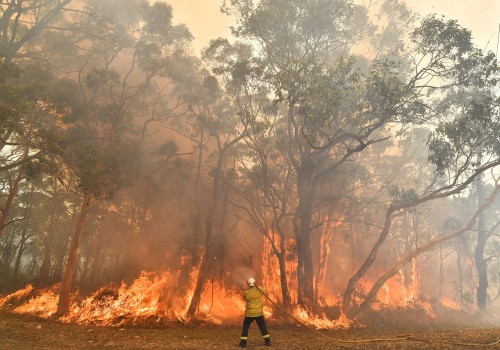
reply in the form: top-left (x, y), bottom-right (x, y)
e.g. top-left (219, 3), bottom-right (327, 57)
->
top-left (167, 0), bottom-right (500, 54)
top-left (0, 0), bottom-right (499, 330)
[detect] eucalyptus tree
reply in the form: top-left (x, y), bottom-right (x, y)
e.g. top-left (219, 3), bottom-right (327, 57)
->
top-left (0, 66), bottom-right (71, 283)
top-left (219, 0), bottom-right (425, 311)
top-left (49, 0), bottom-right (196, 315)
top-left (183, 71), bottom-right (251, 318)
top-left (201, 37), bottom-right (297, 310)
top-left (218, 0), bottom-right (500, 316)
top-left (341, 16), bottom-right (500, 316)
top-left (0, 0), bottom-right (71, 66)
top-left (0, 0), bottom-right (70, 238)
top-left (0, 0), bottom-right (72, 170)
top-left (428, 55), bottom-right (500, 311)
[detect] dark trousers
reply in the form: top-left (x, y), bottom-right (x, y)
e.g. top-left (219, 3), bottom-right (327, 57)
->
top-left (240, 316), bottom-right (269, 338)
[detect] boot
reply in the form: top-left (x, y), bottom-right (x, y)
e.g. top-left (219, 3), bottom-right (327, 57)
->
top-left (239, 339), bottom-right (247, 348)
top-left (265, 337), bottom-right (271, 346)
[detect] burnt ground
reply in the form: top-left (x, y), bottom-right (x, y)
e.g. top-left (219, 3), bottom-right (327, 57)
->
top-left (0, 311), bottom-right (499, 350)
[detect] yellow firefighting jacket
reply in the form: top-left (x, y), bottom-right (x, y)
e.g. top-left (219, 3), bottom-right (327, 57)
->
top-left (243, 285), bottom-right (264, 317)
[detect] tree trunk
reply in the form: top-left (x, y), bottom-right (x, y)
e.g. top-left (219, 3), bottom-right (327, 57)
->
top-left (37, 198), bottom-right (60, 287)
top-left (56, 195), bottom-right (91, 316)
top-left (264, 229), bottom-right (292, 311)
top-left (314, 211), bottom-right (335, 305)
top-left (186, 150), bottom-right (224, 317)
top-left (294, 157), bottom-right (316, 311)
top-left (0, 169), bottom-right (23, 238)
top-left (177, 130), bottom-right (205, 298)
top-left (13, 188), bottom-right (35, 278)
top-left (474, 173), bottom-right (488, 311)
top-left (88, 230), bottom-right (105, 289)
top-left (0, 232), bottom-right (16, 275)
top-left (277, 250), bottom-right (292, 310)
top-left (13, 232), bottom-right (27, 278)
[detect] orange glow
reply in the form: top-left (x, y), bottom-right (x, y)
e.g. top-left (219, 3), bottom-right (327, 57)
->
top-left (1, 226), bottom-right (444, 327)
top-left (14, 288), bottom-right (58, 317)
top-left (196, 280), bottom-right (247, 324)
top-left (8, 269), bottom-right (250, 326)
top-left (0, 284), bottom-right (34, 308)
top-left (440, 297), bottom-right (460, 310)
top-left (296, 306), bottom-right (352, 330)
top-left (262, 232), bottom-right (296, 305)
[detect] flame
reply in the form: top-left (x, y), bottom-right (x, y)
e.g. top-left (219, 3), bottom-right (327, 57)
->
top-left (262, 232), bottom-right (296, 305)
top-left (0, 220), bottom-right (452, 327)
top-left (14, 288), bottom-right (58, 317)
top-left (7, 268), bottom-right (250, 326)
top-left (261, 228), bottom-right (352, 330)
top-left (295, 307), bottom-right (352, 329)
top-left (440, 297), bottom-right (460, 310)
top-left (196, 280), bottom-right (246, 324)
top-left (0, 284), bottom-right (34, 308)
top-left (11, 270), bottom-right (198, 325)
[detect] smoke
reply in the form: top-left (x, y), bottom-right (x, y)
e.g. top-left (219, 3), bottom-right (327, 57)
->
top-left (232, 266), bottom-right (256, 288)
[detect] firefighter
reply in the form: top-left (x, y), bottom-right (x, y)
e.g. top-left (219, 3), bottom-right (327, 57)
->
top-left (239, 277), bottom-right (271, 348)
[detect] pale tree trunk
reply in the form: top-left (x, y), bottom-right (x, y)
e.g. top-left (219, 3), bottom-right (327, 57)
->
top-left (455, 241), bottom-right (465, 307)
top-left (37, 195), bottom-right (62, 287)
top-left (186, 150), bottom-right (224, 317)
top-left (13, 188), bottom-right (34, 278)
top-left (177, 130), bottom-right (205, 298)
top-left (293, 154), bottom-right (316, 311)
top-left (475, 172), bottom-right (488, 311)
top-left (264, 228), bottom-right (292, 311)
top-left (314, 211), bottom-right (335, 305)
top-left (56, 194), bottom-right (91, 316)
top-left (0, 168), bottom-right (24, 238)
top-left (342, 209), bottom-right (396, 314)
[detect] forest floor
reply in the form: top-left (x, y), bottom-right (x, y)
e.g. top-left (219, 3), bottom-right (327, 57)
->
top-left (1, 310), bottom-right (500, 350)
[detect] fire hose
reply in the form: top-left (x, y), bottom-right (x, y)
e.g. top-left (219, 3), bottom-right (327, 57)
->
top-left (256, 287), bottom-right (500, 347)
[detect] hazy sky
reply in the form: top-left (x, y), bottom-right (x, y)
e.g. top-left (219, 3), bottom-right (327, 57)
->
top-left (167, 0), bottom-right (500, 55)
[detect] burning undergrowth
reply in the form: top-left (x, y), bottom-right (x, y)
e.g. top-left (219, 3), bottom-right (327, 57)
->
top-left (0, 277), bottom-right (485, 330)
top-left (0, 271), bottom-right (243, 327)
top-left (0, 270), bottom-right (357, 330)
top-left (0, 234), bottom-right (483, 331)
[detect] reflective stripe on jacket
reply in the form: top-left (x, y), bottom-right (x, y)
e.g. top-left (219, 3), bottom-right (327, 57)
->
top-left (243, 285), bottom-right (264, 317)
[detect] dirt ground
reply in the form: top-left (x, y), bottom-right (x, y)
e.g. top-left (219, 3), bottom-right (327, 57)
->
top-left (0, 311), bottom-right (499, 350)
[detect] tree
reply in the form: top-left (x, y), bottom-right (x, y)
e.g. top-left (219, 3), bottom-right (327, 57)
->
top-left (1, 0), bottom-right (71, 170)
top-left (184, 75), bottom-right (249, 317)
top-left (218, 0), bottom-right (436, 312)
top-left (52, 0), bottom-right (196, 315)
top-left (342, 16), bottom-right (500, 316)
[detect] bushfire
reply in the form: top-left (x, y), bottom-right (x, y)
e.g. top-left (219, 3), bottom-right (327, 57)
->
top-left (0, 235), bottom-right (458, 329)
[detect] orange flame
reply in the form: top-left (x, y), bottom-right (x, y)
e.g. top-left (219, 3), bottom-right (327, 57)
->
top-left (0, 284), bottom-right (34, 308)
top-left (295, 307), bottom-right (352, 329)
